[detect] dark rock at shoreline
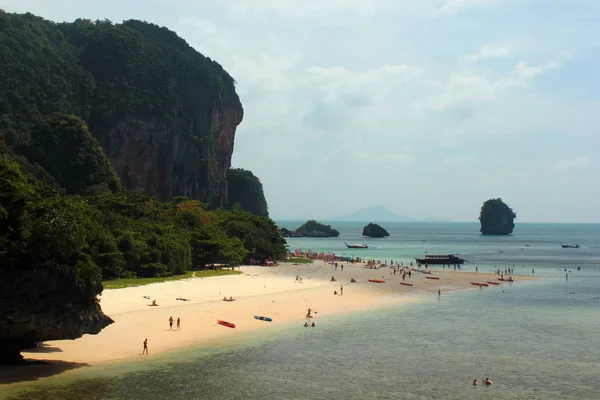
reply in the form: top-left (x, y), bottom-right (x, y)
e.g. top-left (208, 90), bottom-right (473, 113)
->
top-left (0, 263), bottom-right (114, 364)
top-left (362, 223), bottom-right (390, 238)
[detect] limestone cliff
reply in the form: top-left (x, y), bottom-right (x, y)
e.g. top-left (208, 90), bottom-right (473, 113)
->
top-left (0, 263), bottom-right (113, 364)
top-left (100, 103), bottom-right (243, 206)
top-left (0, 13), bottom-right (244, 207)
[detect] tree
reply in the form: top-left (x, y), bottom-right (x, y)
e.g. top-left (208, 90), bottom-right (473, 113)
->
top-left (479, 198), bottom-right (517, 235)
top-left (16, 114), bottom-right (119, 195)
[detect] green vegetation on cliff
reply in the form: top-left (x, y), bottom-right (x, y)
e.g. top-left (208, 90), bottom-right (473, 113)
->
top-left (0, 156), bottom-right (287, 286)
top-left (226, 168), bottom-right (269, 217)
top-left (0, 12), bottom-right (286, 288)
top-left (479, 198), bottom-right (517, 235)
top-left (0, 11), bottom-right (242, 205)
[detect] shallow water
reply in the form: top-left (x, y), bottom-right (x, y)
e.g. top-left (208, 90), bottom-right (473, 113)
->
top-left (3, 278), bottom-right (600, 400)
top-left (2, 222), bottom-right (599, 399)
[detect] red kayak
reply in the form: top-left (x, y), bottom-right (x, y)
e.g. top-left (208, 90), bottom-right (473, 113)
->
top-left (425, 276), bottom-right (440, 280)
top-left (471, 282), bottom-right (489, 287)
top-left (486, 281), bottom-right (500, 285)
top-left (368, 279), bottom-right (386, 283)
top-left (498, 278), bottom-right (514, 282)
top-left (217, 320), bottom-right (236, 328)
top-left (399, 282), bottom-right (413, 286)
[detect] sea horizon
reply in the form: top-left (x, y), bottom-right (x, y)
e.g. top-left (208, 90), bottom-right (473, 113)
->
top-left (276, 219), bottom-right (600, 225)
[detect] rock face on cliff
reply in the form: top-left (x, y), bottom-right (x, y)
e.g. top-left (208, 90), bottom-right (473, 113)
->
top-left (0, 263), bottom-right (113, 364)
top-left (0, 13), bottom-right (243, 207)
top-left (100, 107), bottom-right (242, 206)
top-left (362, 223), bottom-right (390, 238)
top-left (226, 168), bottom-right (269, 217)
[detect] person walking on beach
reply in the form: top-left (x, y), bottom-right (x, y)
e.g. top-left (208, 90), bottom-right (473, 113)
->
top-left (177, 317), bottom-right (181, 330)
top-left (169, 316), bottom-right (174, 330)
top-left (143, 338), bottom-right (148, 355)
top-left (340, 285), bottom-right (343, 295)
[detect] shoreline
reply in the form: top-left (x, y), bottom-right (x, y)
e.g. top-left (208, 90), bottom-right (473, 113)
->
top-left (0, 261), bottom-right (536, 386)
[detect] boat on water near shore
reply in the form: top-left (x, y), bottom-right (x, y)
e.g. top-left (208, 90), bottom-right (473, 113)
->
top-left (368, 279), bottom-right (386, 283)
top-left (561, 243), bottom-right (580, 248)
top-left (254, 315), bottom-right (273, 322)
top-left (345, 242), bottom-right (368, 249)
top-left (415, 254), bottom-right (465, 265)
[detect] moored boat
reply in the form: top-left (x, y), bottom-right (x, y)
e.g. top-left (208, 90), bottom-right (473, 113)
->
top-left (253, 315), bottom-right (273, 322)
top-left (561, 243), bottom-right (579, 248)
top-left (497, 278), bottom-right (513, 282)
top-left (399, 282), bottom-right (413, 286)
top-left (345, 242), bottom-right (369, 249)
top-left (217, 320), bottom-right (236, 328)
top-left (415, 254), bottom-right (465, 265)
top-left (425, 276), bottom-right (440, 280)
top-left (368, 279), bottom-right (386, 283)
top-left (223, 298), bottom-right (237, 302)
top-left (486, 281), bottom-right (500, 285)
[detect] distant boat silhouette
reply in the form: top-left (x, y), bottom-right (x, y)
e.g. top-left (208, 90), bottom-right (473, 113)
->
top-left (345, 242), bottom-right (368, 249)
top-left (561, 243), bottom-right (579, 249)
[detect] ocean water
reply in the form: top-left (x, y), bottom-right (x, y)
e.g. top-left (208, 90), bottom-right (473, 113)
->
top-left (2, 222), bottom-right (600, 400)
top-left (280, 221), bottom-right (600, 276)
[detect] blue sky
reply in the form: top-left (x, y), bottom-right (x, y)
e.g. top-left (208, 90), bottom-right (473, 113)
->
top-left (2, 0), bottom-right (599, 223)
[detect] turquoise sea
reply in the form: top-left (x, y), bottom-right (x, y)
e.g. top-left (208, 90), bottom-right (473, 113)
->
top-left (2, 222), bottom-right (599, 400)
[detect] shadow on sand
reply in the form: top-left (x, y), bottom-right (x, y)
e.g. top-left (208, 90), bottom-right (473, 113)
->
top-left (0, 357), bottom-right (89, 385)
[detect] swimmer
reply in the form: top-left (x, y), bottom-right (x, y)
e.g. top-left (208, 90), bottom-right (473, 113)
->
top-left (484, 378), bottom-right (493, 385)
top-left (473, 379), bottom-right (478, 385)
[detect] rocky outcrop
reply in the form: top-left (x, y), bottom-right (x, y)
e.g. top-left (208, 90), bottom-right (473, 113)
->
top-left (0, 264), bottom-right (113, 364)
top-left (362, 223), bottom-right (390, 238)
top-left (99, 103), bottom-right (243, 207)
top-left (479, 198), bottom-right (516, 235)
top-left (280, 228), bottom-right (303, 238)
top-left (281, 220), bottom-right (340, 238)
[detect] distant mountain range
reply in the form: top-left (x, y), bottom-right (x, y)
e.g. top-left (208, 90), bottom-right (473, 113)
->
top-left (331, 206), bottom-right (450, 222)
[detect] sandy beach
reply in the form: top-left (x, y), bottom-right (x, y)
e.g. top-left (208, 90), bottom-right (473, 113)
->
top-left (19, 262), bottom-right (535, 363)
top-left (8, 261), bottom-right (535, 374)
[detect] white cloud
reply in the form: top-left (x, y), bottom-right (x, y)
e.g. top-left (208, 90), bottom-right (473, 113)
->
top-left (467, 43), bottom-right (516, 62)
top-left (1, 0), bottom-right (597, 222)
top-left (437, 0), bottom-right (502, 14)
top-left (556, 156), bottom-right (592, 169)
top-left (514, 60), bottom-right (561, 80)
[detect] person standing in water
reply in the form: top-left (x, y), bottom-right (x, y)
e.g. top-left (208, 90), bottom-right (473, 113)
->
top-left (169, 316), bottom-right (174, 330)
top-left (143, 338), bottom-right (148, 355)
top-left (177, 317), bottom-right (181, 330)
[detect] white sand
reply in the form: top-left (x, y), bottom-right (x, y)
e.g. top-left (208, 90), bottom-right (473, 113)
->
top-left (19, 261), bottom-right (534, 366)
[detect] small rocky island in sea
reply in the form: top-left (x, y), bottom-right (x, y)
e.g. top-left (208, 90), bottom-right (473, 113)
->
top-left (479, 198), bottom-right (517, 235)
top-left (362, 223), bottom-right (390, 238)
top-left (280, 220), bottom-right (340, 237)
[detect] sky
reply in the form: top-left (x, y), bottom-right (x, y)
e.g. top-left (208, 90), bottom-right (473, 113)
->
top-left (2, 0), bottom-right (599, 223)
